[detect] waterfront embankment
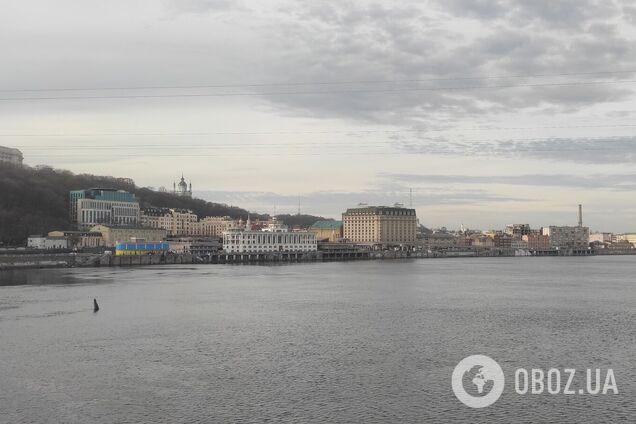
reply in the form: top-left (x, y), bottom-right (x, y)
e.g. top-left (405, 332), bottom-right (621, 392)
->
top-left (1, 246), bottom-right (635, 271)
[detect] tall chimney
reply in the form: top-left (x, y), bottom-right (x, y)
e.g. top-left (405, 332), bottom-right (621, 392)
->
top-left (578, 204), bottom-right (583, 227)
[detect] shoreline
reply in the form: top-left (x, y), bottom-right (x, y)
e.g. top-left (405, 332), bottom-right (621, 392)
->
top-left (1, 248), bottom-right (635, 271)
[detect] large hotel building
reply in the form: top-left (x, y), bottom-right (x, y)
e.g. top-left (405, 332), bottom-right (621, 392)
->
top-left (342, 205), bottom-right (418, 245)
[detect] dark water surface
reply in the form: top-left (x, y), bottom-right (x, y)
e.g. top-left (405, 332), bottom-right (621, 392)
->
top-left (1, 257), bottom-right (635, 423)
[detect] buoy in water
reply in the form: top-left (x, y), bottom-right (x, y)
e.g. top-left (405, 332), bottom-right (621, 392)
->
top-left (93, 298), bottom-right (99, 312)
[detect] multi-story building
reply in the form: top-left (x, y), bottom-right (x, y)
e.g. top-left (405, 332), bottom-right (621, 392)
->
top-left (470, 234), bottom-right (495, 248)
top-left (589, 232), bottom-right (613, 244)
top-left (0, 146), bottom-right (23, 165)
top-left (419, 231), bottom-right (457, 250)
top-left (505, 224), bottom-right (531, 238)
top-left (223, 220), bottom-right (317, 253)
top-left (309, 220), bottom-right (343, 242)
top-left (342, 206), bottom-right (417, 245)
top-left (523, 234), bottom-right (551, 250)
top-left (511, 238), bottom-right (529, 249)
top-left (70, 188), bottom-right (140, 229)
top-left (90, 225), bottom-right (167, 247)
top-left (493, 233), bottom-right (513, 248)
top-left (141, 208), bottom-right (198, 236)
top-left (194, 216), bottom-right (237, 237)
top-left (542, 226), bottom-right (590, 250)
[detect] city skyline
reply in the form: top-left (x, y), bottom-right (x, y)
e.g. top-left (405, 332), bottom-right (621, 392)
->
top-left (3, 1), bottom-right (636, 231)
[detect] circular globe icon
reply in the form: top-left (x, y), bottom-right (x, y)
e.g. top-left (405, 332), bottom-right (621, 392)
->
top-left (452, 355), bottom-right (505, 408)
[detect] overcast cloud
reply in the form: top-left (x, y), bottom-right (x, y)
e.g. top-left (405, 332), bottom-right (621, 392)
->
top-left (2, 0), bottom-right (636, 230)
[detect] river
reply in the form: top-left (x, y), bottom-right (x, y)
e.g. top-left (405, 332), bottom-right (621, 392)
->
top-left (1, 257), bottom-right (635, 423)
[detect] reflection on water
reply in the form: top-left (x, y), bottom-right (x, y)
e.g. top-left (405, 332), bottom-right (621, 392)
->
top-left (1, 257), bottom-right (635, 423)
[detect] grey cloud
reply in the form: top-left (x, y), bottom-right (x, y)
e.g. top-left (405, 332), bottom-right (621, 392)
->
top-left (261, 0), bottom-right (636, 127)
top-left (385, 172), bottom-right (636, 191)
top-left (162, 0), bottom-right (245, 14)
top-left (195, 187), bottom-right (527, 217)
top-left (394, 134), bottom-right (636, 164)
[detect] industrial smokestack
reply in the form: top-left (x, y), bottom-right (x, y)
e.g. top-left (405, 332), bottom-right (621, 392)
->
top-left (578, 204), bottom-right (583, 227)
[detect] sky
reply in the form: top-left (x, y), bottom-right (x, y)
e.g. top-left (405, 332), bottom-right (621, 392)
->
top-left (2, 0), bottom-right (636, 231)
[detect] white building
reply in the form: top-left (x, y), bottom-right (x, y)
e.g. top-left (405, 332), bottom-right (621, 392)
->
top-left (223, 218), bottom-right (317, 253)
top-left (27, 235), bottom-right (69, 250)
top-left (0, 146), bottom-right (23, 165)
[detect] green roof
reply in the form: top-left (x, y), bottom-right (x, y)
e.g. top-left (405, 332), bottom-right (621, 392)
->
top-left (311, 220), bottom-right (342, 229)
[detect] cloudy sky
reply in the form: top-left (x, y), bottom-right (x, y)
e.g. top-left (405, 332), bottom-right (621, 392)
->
top-left (3, 0), bottom-right (636, 231)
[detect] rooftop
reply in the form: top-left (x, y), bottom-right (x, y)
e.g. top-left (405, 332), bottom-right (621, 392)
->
top-left (311, 220), bottom-right (343, 229)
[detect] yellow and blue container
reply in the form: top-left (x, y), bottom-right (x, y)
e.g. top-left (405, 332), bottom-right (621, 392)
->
top-left (115, 242), bottom-right (169, 256)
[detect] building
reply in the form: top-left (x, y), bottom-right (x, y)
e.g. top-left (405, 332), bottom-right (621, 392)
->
top-left (542, 226), bottom-right (590, 250)
top-left (70, 188), bottom-right (140, 229)
top-left (47, 230), bottom-right (103, 249)
top-left (523, 234), bottom-right (551, 250)
top-left (27, 235), bottom-right (69, 250)
top-left (90, 225), bottom-right (167, 247)
top-left (470, 234), bottom-right (495, 248)
top-left (173, 174), bottom-right (192, 198)
top-left (141, 208), bottom-right (198, 236)
top-left (511, 239), bottom-right (529, 249)
top-left (589, 232), bottom-right (613, 244)
top-left (223, 220), bottom-right (317, 253)
top-left (342, 206), bottom-right (417, 245)
top-left (0, 146), bottom-right (23, 165)
top-left (505, 224), bottom-right (531, 238)
top-left (194, 216), bottom-right (237, 237)
top-left (419, 231), bottom-right (456, 250)
top-left (168, 237), bottom-right (221, 255)
top-left (493, 233), bottom-right (513, 248)
top-left (309, 220), bottom-right (343, 242)
top-left (115, 242), bottom-right (169, 256)
top-left (616, 233), bottom-right (636, 246)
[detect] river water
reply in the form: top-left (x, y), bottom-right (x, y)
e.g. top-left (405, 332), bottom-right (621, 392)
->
top-left (1, 257), bottom-right (635, 423)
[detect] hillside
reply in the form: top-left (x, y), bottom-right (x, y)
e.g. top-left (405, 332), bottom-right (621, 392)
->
top-left (0, 164), bottom-right (326, 245)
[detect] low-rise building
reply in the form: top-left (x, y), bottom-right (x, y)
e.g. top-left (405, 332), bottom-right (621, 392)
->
top-left (47, 230), bottom-right (103, 249)
top-left (90, 225), bottom-right (167, 247)
top-left (309, 220), bottom-right (343, 242)
top-left (618, 233), bottom-right (636, 246)
top-left (168, 237), bottom-right (221, 255)
top-left (589, 232), bottom-right (613, 244)
top-left (27, 235), bottom-right (69, 250)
